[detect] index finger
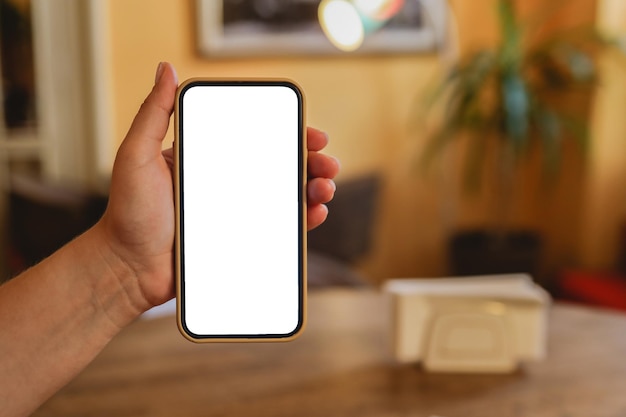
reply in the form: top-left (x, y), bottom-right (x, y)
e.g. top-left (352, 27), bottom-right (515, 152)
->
top-left (307, 127), bottom-right (329, 152)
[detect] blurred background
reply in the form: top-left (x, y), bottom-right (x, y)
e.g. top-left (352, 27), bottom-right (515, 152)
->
top-left (2, 0), bottom-right (626, 309)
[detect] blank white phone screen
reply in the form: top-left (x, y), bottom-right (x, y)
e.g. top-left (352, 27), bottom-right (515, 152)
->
top-left (179, 83), bottom-right (303, 338)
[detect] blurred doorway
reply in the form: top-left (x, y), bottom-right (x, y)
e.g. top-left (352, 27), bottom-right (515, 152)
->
top-left (0, 0), bottom-right (112, 279)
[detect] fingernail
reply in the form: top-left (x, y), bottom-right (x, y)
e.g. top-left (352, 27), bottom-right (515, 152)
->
top-left (329, 180), bottom-right (336, 193)
top-left (155, 62), bottom-right (165, 85)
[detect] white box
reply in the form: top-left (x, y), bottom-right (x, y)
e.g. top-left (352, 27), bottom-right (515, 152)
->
top-left (384, 274), bottom-right (551, 373)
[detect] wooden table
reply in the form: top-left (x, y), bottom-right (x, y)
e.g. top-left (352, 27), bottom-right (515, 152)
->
top-left (35, 289), bottom-right (626, 417)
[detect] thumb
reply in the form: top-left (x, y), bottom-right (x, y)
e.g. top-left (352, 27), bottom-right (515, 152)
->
top-left (121, 62), bottom-right (178, 162)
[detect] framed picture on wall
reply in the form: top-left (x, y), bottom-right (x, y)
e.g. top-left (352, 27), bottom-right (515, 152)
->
top-left (196, 0), bottom-right (448, 57)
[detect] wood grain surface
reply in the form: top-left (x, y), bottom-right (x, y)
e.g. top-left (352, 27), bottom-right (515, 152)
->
top-left (33, 289), bottom-right (626, 417)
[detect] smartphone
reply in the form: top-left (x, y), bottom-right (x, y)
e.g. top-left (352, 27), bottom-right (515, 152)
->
top-left (174, 79), bottom-right (306, 342)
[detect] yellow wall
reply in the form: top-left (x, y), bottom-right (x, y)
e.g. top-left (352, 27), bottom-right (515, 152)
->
top-left (107, 0), bottom-right (451, 282)
top-left (108, 1), bottom-right (437, 177)
top-left (581, 0), bottom-right (626, 268)
top-left (107, 0), bottom-right (621, 284)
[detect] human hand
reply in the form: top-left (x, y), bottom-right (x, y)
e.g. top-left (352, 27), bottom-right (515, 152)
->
top-left (306, 127), bottom-right (340, 230)
top-left (96, 62), bottom-right (339, 311)
top-left (96, 62), bottom-right (178, 311)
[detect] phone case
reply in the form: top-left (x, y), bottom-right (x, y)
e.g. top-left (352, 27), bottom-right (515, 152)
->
top-left (174, 78), bottom-right (307, 343)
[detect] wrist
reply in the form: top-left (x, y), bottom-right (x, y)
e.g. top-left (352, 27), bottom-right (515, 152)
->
top-left (80, 222), bottom-right (152, 329)
top-left (0, 220), bottom-right (148, 416)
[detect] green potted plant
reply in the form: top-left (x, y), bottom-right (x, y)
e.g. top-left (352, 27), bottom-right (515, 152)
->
top-left (420, 0), bottom-right (605, 278)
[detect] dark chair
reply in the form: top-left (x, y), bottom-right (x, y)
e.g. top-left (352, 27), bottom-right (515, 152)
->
top-left (307, 174), bottom-right (381, 288)
top-left (6, 175), bottom-right (107, 277)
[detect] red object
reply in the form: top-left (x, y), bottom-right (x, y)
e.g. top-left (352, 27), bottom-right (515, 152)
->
top-left (559, 270), bottom-right (626, 311)
top-left (372, 0), bottom-right (406, 20)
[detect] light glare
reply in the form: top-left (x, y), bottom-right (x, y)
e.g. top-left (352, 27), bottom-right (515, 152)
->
top-left (354, 0), bottom-right (405, 20)
top-left (319, 0), bottom-right (364, 52)
top-left (354, 0), bottom-right (388, 16)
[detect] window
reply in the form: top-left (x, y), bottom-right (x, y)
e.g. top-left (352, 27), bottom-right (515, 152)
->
top-left (1, 0), bottom-right (37, 131)
top-left (0, 0), bottom-right (40, 182)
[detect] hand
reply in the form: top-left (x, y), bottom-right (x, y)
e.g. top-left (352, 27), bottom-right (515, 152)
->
top-left (0, 62), bottom-right (340, 417)
top-left (97, 62), bottom-right (339, 310)
top-left (306, 127), bottom-right (340, 230)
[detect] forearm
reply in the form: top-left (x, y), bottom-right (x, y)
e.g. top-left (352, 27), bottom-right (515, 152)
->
top-left (0, 222), bottom-right (147, 417)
